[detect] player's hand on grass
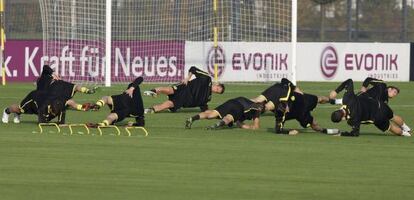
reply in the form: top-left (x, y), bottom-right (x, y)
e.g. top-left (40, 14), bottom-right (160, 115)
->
top-left (329, 91), bottom-right (337, 99)
top-left (288, 129), bottom-right (299, 135)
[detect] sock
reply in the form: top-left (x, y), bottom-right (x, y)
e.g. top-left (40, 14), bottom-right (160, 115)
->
top-left (401, 123), bottom-right (411, 132)
top-left (80, 87), bottom-right (90, 93)
top-left (96, 100), bottom-right (105, 108)
top-left (5, 108), bottom-right (11, 114)
top-left (335, 99), bottom-right (343, 105)
top-left (75, 104), bottom-right (84, 111)
top-left (402, 130), bottom-right (411, 137)
top-left (191, 115), bottom-right (200, 121)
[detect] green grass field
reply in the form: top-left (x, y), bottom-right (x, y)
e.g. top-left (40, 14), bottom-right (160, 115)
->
top-left (1, 82), bottom-right (414, 200)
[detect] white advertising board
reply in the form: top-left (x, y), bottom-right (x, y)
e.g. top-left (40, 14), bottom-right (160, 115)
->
top-left (296, 43), bottom-right (410, 82)
top-left (185, 42), bottom-right (293, 82)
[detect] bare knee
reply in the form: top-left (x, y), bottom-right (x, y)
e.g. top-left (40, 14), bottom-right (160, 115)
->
top-left (9, 104), bottom-right (21, 113)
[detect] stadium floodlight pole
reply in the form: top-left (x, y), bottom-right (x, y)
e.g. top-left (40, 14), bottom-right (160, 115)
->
top-left (291, 0), bottom-right (297, 85)
top-left (105, 0), bottom-right (112, 87)
top-left (0, 0), bottom-right (5, 86)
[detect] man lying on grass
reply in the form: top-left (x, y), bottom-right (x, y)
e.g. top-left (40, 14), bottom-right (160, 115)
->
top-left (85, 77), bottom-right (145, 127)
top-left (185, 96), bottom-right (264, 130)
top-left (330, 79), bottom-right (411, 137)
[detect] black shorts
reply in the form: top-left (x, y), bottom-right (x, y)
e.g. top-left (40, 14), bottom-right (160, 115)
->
top-left (214, 99), bottom-right (244, 122)
top-left (374, 102), bottom-right (394, 132)
top-left (20, 90), bottom-right (38, 114)
top-left (261, 84), bottom-right (292, 105)
top-left (282, 93), bottom-right (317, 128)
top-left (109, 94), bottom-right (135, 122)
top-left (50, 80), bottom-right (76, 101)
top-left (168, 84), bottom-right (192, 111)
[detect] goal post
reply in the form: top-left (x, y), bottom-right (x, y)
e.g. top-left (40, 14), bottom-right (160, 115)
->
top-left (39, 0), bottom-right (297, 86)
top-left (0, 0), bottom-right (5, 86)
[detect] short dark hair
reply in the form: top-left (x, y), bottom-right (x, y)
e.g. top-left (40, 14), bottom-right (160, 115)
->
top-left (218, 83), bottom-right (225, 94)
top-left (387, 86), bottom-right (400, 94)
top-left (331, 109), bottom-right (344, 123)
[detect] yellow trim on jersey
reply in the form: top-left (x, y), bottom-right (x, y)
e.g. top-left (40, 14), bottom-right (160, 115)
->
top-left (371, 80), bottom-right (384, 83)
top-left (212, 110), bottom-right (222, 119)
top-left (196, 69), bottom-right (210, 77)
top-left (360, 120), bottom-right (374, 124)
top-left (109, 96), bottom-right (114, 111)
top-left (20, 99), bottom-right (34, 110)
top-left (70, 85), bottom-right (77, 98)
top-left (279, 85), bottom-right (292, 102)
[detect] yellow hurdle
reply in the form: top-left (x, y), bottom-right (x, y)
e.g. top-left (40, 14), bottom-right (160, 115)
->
top-left (68, 124), bottom-right (90, 135)
top-left (125, 127), bottom-right (149, 137)
top-left (38, 123), bottom-right (61, 134)
top-left (97, 125), bottom-right (121, 136)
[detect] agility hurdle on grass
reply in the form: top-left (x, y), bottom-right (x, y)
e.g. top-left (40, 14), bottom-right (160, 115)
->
top-left (38, 123), bottom-right (90, 135)
top-left (68, 124), bottom-right (90, 135)
top-left (37, 123), bottom-right (148, 137)
top-left (38, 123), bottom-right (61, 134)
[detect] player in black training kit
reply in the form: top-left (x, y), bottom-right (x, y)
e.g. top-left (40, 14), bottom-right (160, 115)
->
top-left (330, 77), bottom-right (400, 104)
top-left (143, 66), bottom-right (225, 113)
top-left (185, 97), bottom-right (265, 130)
top-left (329, 79), bottom-right (411, 137)
top-left (2, 65), bottom-right (96, 124)
top-left (86, 77), bottom-right (145, 127)
top-left (274, 92), bottom-right (338, 135)
top-left (251, 78), bottom-right (300, 112)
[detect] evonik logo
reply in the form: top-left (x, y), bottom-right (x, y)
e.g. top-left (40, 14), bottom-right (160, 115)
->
top-left (320, 45), bottom-right (338, 79)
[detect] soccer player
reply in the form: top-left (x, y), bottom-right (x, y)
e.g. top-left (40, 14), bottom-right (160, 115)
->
top-left (330, 77), bottom-right (400, 105)
top-left (86, 77), bottom-right (145, 127)
top-left (329, 79), bottom-right (411, 137)
top-left (36, 95), bottom-right (67, 124)
top-left (185, 97), bottom-right (264, 130)
top-left (2, 65), bottom-right (95, 123)
top-left (274, 92), bottom-right (339, 135)
top-left (251, 78), bottom-right (300, 112)
top-left (143, 66), bottom-right (225, 113)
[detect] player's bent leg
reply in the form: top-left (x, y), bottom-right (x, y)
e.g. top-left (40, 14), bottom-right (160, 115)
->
top-left (98, 113), bottom-right (118, 127)
top-left (207, 114), bottom-right (234, 130)
top-left (2, 104), bottom-right (21, 123)
top-left (87, 96), bottom-right (113, 111)
top-left (74, 85), bottom-right (97, 94)
top-left (186, 110), bottom-right (220, 129)
top-left (388, 123), bottom-right (411, 137)
top-left (146, 100), bottom-right (174, 113)
top-left (154, 86), bottom-right (174, 95)
top-left (264, 101), bottom-right (275, 112)
top-left (391, 115), bottom-right (411, 132)
top-left (66, 99), bottom-right (88, 111)
top-left (144, 86), bottom-right (174, 97)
